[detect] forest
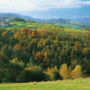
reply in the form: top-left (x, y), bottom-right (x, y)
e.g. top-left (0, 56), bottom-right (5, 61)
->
top-left (0, 26), bottom-right (90, 83)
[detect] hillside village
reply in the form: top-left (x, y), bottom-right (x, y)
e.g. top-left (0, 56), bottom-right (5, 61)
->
top-left (0, 21), bottom-right (8, 27)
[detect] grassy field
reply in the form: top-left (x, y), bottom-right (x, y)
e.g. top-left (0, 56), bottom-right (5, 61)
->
top-left (0, 78), bottom-right (90, 90)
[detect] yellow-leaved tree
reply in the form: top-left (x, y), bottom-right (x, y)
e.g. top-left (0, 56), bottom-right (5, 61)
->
top-left (59, 64), bottom-right (69, 80)
top-left (71, 65), bottom-right (82, 79)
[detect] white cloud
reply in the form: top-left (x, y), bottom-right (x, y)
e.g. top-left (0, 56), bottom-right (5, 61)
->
top-left (0, 0), bottom-right (90, 13)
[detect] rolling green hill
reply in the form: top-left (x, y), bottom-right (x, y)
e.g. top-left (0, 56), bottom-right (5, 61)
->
top-left (0, 17), bottom-right (86, 32)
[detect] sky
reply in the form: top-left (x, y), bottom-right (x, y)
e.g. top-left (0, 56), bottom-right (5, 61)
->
top-left (0, 0), bottom-right (90, 19)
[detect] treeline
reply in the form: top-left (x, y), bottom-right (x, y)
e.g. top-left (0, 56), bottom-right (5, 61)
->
top-left (0, 27), bottom-right (90, 83)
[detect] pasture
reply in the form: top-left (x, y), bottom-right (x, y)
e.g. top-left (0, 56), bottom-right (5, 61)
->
top-left (0, 78), bottom-right (90, 90)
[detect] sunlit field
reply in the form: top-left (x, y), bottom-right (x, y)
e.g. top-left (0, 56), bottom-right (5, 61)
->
top-left (0, 78), bottom-right (90, 90)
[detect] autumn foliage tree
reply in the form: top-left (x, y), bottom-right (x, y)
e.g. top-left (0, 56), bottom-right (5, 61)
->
top-left (71, 65), bottom-right (82, 79)
top-left (59, 64), bottom-right (69, 79)
top-left (21, 27), bottom-right (32, 36)
top-left (34, 51), bottom-right (43, 64)
top-left (74, 41), bottom-right (79, 49)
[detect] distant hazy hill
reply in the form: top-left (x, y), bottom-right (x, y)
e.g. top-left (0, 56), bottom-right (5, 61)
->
top-left (72, 17), bottom-right (90, 26)
top-left (40, 19), bottom-right (87, 29)
top-left (0, 13), bottom-right (41, 22)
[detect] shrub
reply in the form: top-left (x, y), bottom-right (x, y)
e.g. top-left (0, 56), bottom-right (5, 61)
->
top-left (10, 58), bottom-right (24, 67)
top-left (71, 65), bottom-right (82, 79)
top-left (24, 66), bottom-right (46, 82)
top-left (45, 66), bottom-right (60, 80)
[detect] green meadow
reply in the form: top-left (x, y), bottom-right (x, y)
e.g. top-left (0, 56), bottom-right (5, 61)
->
top-left (0, 78), bottom-right (90, 90)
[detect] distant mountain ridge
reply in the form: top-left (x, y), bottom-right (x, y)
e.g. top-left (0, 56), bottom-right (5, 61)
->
top-left (71, 17), bottom-right (90, 26)
top-left (0, 13), bottom-right (41, 22)
top-left (40, 18), bottom-right (87, 29)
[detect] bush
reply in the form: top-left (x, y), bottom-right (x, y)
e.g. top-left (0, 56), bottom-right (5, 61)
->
top-left (24, 66), bottom-right (46, 82)
top-left (71, 65), bottom-right (82, 79)
top-left (45, 66), bottom-right (60, 80)
top-left (10, 58), bottom-right (24, 67)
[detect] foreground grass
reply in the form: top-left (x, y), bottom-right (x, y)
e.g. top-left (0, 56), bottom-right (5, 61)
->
top-left (0, 78), bottom-right (90, 90)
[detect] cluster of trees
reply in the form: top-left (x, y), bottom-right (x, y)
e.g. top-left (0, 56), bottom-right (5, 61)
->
top-left (0, 27), bottom-right (90, 83)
